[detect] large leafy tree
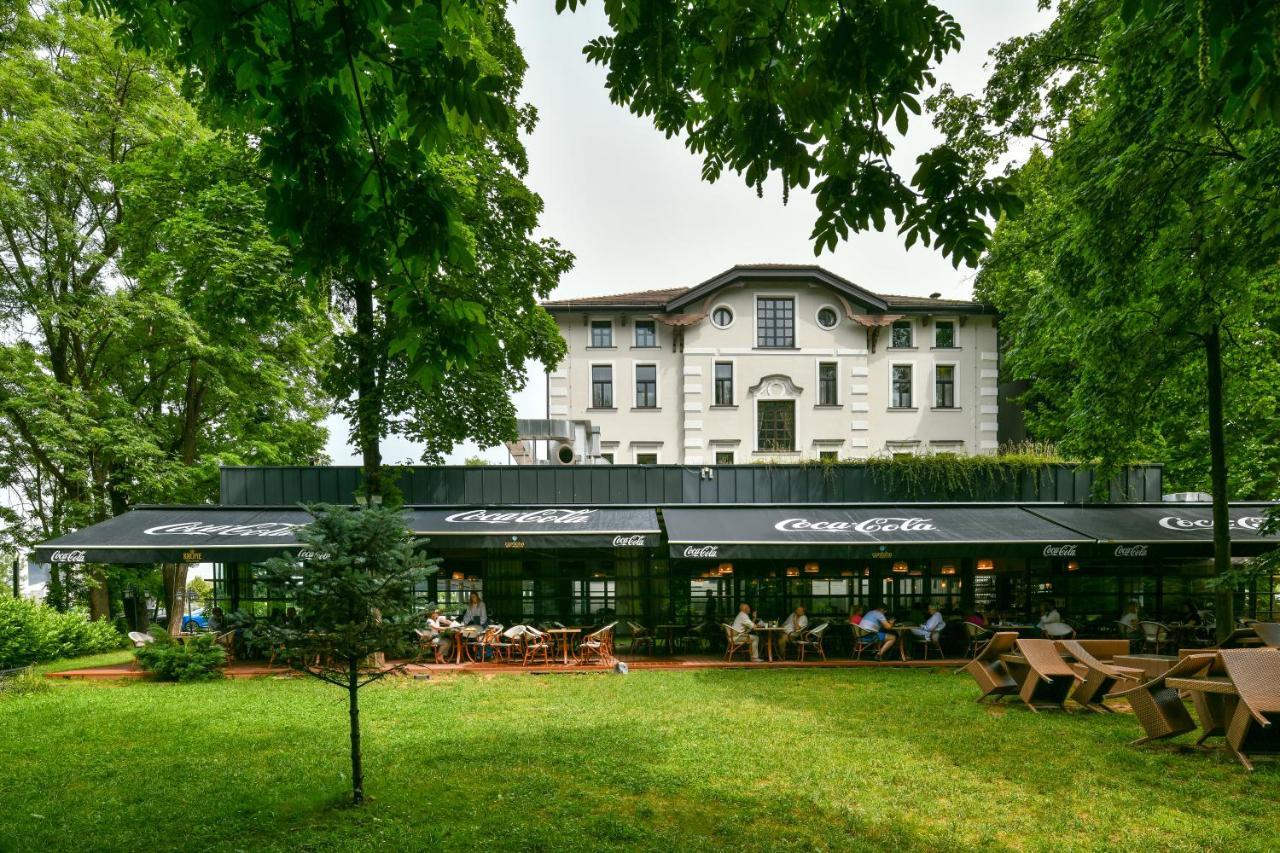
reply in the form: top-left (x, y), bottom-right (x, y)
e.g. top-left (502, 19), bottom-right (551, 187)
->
top-left (0, 2), bottom-right (330, 618)
top-left (935, 0), bottom-right (1280, 636)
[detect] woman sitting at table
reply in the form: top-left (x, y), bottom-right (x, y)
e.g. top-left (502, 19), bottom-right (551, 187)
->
top-left (1181, 601), bottom-right (1202, 627)
top-left (1118, 601), bottom-right (1140, 632)
top-left (460, 592), bottom-right (488, 627)
top-left (424, 608), bottom-right (455, 658)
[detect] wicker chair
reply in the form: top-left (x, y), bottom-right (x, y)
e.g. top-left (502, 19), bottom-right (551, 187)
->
top-left (1137, 620), bottom-right (1173, 654)
top-left (910, 624), bottom-right (946, 661)
top-left (626, 621), bottom-right (654, 655)
top-left (850, 623), bottom-right (883, 661)
top-left (723, 624), bottom-right (752, 661)
top-left (413, 628), bottom-right (442, 664)
top-left (579, 622), bottom-right (618, 664)
top-left (963, 631), bottom-right (1020, 702)
top-left (963, 622), bottom-right (995, 659)
top-left (478, 626), bottom-right (517, 662)
top-left (1055, 639), bottom-right (1144, 712)
top-left (1252, 622), bottom-right (1280, 648)
top-left (521, 626), bottom-right (553, 665)
top-left (794, 622), bottom-right (829, 662)
top-left (1219, 648), bottom-right (1280, 770)
top-left (1006, 639), bottom-right (1082, 712)
top-left (1107, 653), bottom-right (1215, 746)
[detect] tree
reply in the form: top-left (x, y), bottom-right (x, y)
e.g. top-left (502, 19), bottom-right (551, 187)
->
top-left (934, 0), bottom-right (1280, 638)
top-left (0, 2), bottom-right (331, 620)
top-left (252, 504), bottom-right (437, 805)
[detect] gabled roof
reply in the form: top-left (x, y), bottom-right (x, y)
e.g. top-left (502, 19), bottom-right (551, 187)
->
top-left (540, 264), bottom-right (990, 314)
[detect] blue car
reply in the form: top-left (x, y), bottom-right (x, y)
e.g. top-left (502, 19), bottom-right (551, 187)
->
top-left (181, 611), bottom-right (209, 632)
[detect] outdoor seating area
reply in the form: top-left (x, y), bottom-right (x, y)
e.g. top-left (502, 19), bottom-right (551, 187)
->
top-left (416, 622), bottom-right (619, 668)
top-left (964, 623), bottom-right (1280, 770)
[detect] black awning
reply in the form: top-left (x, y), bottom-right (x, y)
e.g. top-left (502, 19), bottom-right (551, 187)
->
top-left (1025, 504), bottom-right (1280, 557)
top-left (32, 507), bottom-right (314, 565)
top-left (33, 505), bottom-right (662, 564)
top-left (406, 507), bottom-right (661, 550)
top-left (664, 505), bottom-right (1093, 560)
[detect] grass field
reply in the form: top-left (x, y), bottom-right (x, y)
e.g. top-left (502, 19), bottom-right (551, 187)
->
top-left (2, 659), bottom-right (1277, 852)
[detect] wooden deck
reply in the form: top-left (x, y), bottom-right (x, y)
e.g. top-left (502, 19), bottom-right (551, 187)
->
top-left (46, 654), bottom-right (966, 680)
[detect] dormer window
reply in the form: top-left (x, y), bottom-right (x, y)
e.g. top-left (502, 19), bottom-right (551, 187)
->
top-left (890, 320), bottom-right (913, 348)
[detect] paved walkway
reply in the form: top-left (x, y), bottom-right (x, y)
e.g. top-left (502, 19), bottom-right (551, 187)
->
top-left (46, 654), bottom-right (965, 680)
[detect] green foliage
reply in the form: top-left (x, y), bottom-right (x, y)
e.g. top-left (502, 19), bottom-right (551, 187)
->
top-left (0, 667), bottom-right (51, 697)
top-left (566, 0), bottom-right (1020, 266)
top-left (863, 447), bottom-right (1071, 500)
top-left (0, 596), bottom-right (124, 669)
top-left (134, 631), bottom-right (227, 682)
top-left (187, 577), bottom-right (214, 613)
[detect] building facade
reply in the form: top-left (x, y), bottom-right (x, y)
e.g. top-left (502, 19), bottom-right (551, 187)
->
top-left (543, 265), bottom-right (1001, 464)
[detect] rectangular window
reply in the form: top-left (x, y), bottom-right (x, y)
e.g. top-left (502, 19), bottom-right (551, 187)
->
top-left (891, 365), bottom-right (913, 408)
top-left (714, 362), bottom-right (734, 406)
top-left (590, 320), bottom-right (613, 348)
top-left (934, 321), bottom-right (955, 348)
top-left (634, 320), bottom-right (657, 348)
top-left (757, 400), bottom-right (796, 451)
top-left (636, 452), bottom-right (658, 465)
top-left (591, 364), bottom-right (613, 408)
top-left (635, 364), bottom-right (657, 408)
top-left (601, 453), bottom-right (614, 464)
top-left (756, 297), bottom-right (795, 348)
top-left (715, 450), bottom-right (735, 464)
top-left (819, 450), bottom-right (838, 463)
top-left (890, 320), bottom-right (913, 348)
top-left (818, 362), bottom-right (838, 406)
top-left (935, 364), bottom-right (956, 408)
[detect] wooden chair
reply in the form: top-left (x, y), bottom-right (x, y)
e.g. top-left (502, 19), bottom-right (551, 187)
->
top-left (579, 622), bottom-right (617, 664)
top-left (963, 631), bottom-right (1020, 702)
top-left (521, 626), bottom-right (553, 665)
top-left (214, 630), bottom-right (237, 664)
top-left (722, 624), bottom-right (751, 662)
top-left (1055, 639), bottom-right (1144, 712)
top-left (1107, 653), bottom-right (1215, 746)
top-left (479, 626), bottom-right (517, 663)
top-left (626, 621), bottom-right (654, 655)
top-left (794, 622), bottom-right (829, 662)
top-left (1137, 620), bottom-right (1173, 654)
top-left (850, 623), bottom-right (882, 661)
top-left (963, 622), bottom-right (995, 658)
top-left (1007, 638), bottom-right (1082, 712)
top-left (1219, 648), bottom-right (1280, 770)
top-left (911, 624), bottom-right (946, 661)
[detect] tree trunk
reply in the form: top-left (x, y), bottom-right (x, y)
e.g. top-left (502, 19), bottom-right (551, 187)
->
top-left (348, 657), bottom-right (364, 805)
top-left (161, 563), bottom-right (189, 636)
top-left (353, 278), bottom-right (382, 500)
top-left (1205, 325), bottom-right (1234, 641)
top-left (87, 566), bottom-right (111, 621)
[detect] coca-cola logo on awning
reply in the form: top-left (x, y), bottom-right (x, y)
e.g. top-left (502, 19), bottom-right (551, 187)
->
top-left (144, 522), bottom-right (299, 538)
top-left (444, 508), bottom-right (597, 526)
top-left (50, 550), bottom-right (87, 563)
top-left (1043, 544), bottom-right (1078, 557)
top-left (1158, 515), bottom-right (1265, 532)
top-left (774, 517), bottom-right (936, 534)
top-left (612, 535), bottom-right (647, 547)
top-left (683, 545), bottom-right (719, 558)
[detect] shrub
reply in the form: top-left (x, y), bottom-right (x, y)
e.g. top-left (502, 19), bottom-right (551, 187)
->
top-left (134, 633), bottom-right (227, 682)
top-left (0, 596), bottom-right (125, 669)
top-left (1, 667), bottom-right (52, 697)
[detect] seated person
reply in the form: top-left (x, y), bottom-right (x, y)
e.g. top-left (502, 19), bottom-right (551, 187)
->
top-left (1118, 601), bottom-right (1140, 631)
top-left (857, 607), bottom-right (896, 659)
top-left (847, 607), bottom-right (864, 626)
top-left (964, 610), bottom-right (987, 627)
top-left (778, 606), bottom-right (808, 657)
top-left (1038, 601), bottom-right (1074, 638)
top-left (1181, 601), bottom-right (1202, 627)
top-left (1037, 601), bottom-right (1062, 628)
top-left (423, 608), bottom-right (454, 658)
top-left (460, 592), bottom-right (488, 627)
top-left (208, 606), bottom-right (226, 632)
top-left (731, 602), bottom-right (762, 662)
top-left (911, 602), bottom-right (945, 644)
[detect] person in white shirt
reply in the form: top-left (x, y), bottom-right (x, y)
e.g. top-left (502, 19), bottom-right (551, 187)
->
top-left (911, 602), bottom-right (945, 641)
top-left (1038, 601), bottom-right (1073, 638)
top-left (731, 602), bottom-right (762, 662)
top-left (778, 606), bottom-right (808, 658)
top-left (1038, 602), bottom-right (1062, 627)
top-left (461, 592), bottom-right (488, 627)
top-left (1118, 601), bottom-right (1140, 631)
top-left (422, 608), bottom-right (456, 658)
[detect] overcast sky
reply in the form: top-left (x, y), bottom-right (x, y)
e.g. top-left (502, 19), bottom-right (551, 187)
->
top-left (324, 1), bottom-right (1053, 466)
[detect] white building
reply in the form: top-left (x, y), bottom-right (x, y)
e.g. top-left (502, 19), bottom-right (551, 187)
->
top-left (542, 265), bottom-right (1001, 464)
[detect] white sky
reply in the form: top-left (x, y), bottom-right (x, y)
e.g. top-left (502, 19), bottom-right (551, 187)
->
top-left (325, 0), bottom-right (1053, 465)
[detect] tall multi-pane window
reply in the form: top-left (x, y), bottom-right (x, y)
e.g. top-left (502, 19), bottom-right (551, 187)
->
top-left (934, 320), bottom-right (955, 348)
top-left (590, 320), bottom-right (613, 348)
top-left (818, 362), bottom-right (838, 405)
top-left (591, 364), bottom-right (613, 408)
top-left (714, 362), bottom-right (734, 406)
top-left (757, 400), bottom-right (796, 451)
top-left (935, 364), bottom-right (956, 408)
top-left (891, 365), bottom-right (913, 408)
top-left (634, 320), bottom-right (657, 348)
top-left (890, 320), bottom-right (913, 348)
top-left (756, 297), bottom-right (795, 348)
top-left (635, 364), bottom-right (657, 408)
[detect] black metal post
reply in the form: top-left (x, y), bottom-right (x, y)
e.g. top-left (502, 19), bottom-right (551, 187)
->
top-left (11, 555), bottom-right (19, 598)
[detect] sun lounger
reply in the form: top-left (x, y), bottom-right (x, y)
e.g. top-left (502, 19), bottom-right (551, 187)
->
top-left (963, 631), bottom-right (1019, 702)
top-left (1107, 652), bottom-right (1215, 746)
top-left (1219, 648), bottom-right (1280, 770)
top-left (1008, 638), bottom-right (1082, 712)
top-left (1055, 639), bottom-right (1144, 712)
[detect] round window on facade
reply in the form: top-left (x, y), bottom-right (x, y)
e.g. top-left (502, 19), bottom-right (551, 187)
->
top-left (816, 305), bottom-right (840, 329)
top-left (711, 305), bottom-right (734, 329)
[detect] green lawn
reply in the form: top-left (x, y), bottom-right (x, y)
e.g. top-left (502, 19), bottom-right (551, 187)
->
top-left (1, 661), bottom-right (1277, 852)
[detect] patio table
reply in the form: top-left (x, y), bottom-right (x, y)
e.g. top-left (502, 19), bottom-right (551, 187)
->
top-left (752, 626), bottom-right (787, 662)
top-left (441, 627), bottom-right (480, 664)
top-left (887, 624), bottom-right (920, 661)
top-left (545, 627), bottom-right (582, 665)
top-left (1165, 674), bottom-right (1239, 744)
top-left (655, 624), bottom-right (688, 655)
